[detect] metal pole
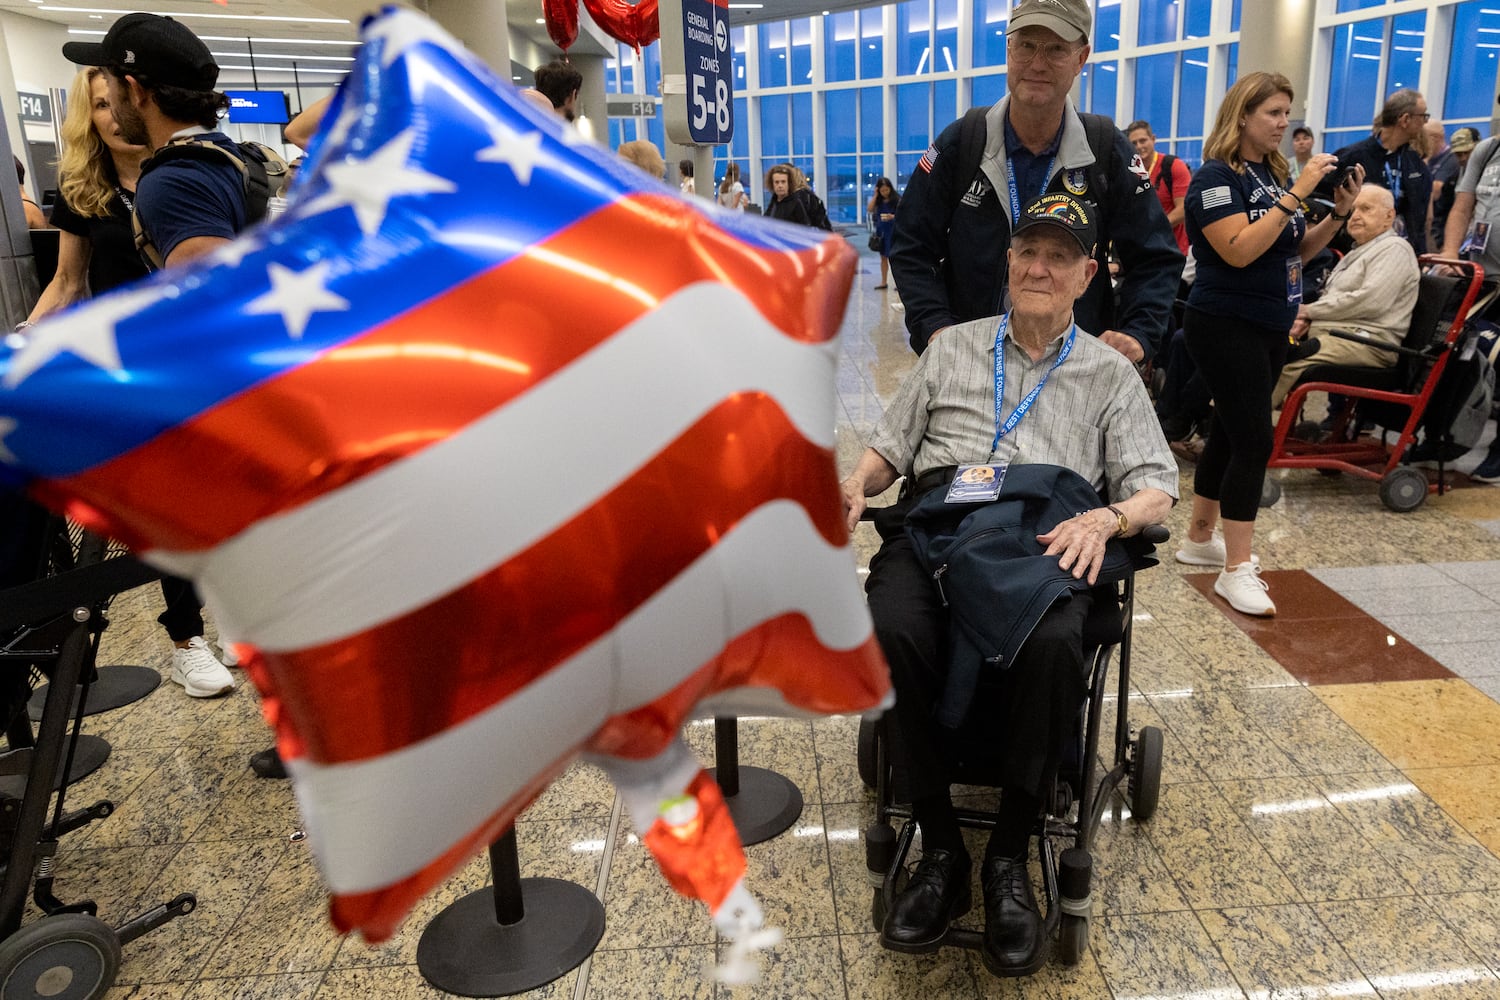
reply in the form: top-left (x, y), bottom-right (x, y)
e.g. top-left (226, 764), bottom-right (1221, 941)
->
top-left (292, 62), bottom-right (303, 112)
top-left (247, 37), bottom-right (259, 89)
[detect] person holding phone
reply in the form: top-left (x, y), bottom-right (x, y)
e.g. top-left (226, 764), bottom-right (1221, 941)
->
top-left (1174, 72), bottom-right (1358, 617)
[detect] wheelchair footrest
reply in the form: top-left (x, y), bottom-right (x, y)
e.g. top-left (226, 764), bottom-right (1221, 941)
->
top-left (1058, 847), bottom-right (1092, 917)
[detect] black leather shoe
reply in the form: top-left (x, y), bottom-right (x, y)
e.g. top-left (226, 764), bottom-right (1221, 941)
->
top-left (880, 848), bottom-right (972, 954)
top-left (980, 855), bottom-right (1045, 977)
top-left (249, 746), bottom-right (288, 779)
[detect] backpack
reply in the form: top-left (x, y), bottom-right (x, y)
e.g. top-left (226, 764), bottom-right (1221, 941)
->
top-left (1154, 152), bottom-right (1180, 199)
top-left (794, 187), bottom-right (833, 231)
top-left (1421, 321), bottom-right (1498, 460)
top-left (133, 136), bottom-right (283, 270)
top-left (954, 105), bottom-right (1119, 220)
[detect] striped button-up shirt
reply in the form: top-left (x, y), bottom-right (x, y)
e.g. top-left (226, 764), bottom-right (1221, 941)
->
top-left (868, 315), bottom-right (1179, 504)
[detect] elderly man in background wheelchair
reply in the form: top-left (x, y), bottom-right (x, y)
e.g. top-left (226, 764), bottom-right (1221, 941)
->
top-left (840, 192), bottom-right (1176, 977)
top-left (1271, 184), bottom-right (1421, 410)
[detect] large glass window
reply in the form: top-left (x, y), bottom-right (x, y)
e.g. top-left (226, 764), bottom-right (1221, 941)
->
top-left (973, 72), bottom-right (1007, 107)
top-left (896, 82), bottom-right (931, 151)
top-left (861, 11), bottom-right (885, 78)
top-left (935, 0), bottom-right (960, 74)
top-left (824, 154), bottom-right (859, 223)
top-left (760, 94), bottom-right (790, 161)
top-left (1095, 0), bottom-right (1122, 52)
top-left (1326, 19), bottom-right (1385, 130)
top-left (973, 0), bottom-right (1008, 69)
top-left (1446, 1), bottom-right (1500, 123)
top-left (1337, 0), bottom-right (1386, 11)
top-left (825, 12), bottom-right (857, 81)
top-left (791, 92), bottom-right (813, 158)
top-left (1184, 0), bottom-right (1213, 39)
top-left (1138, 0), bottom-right (1179, 46)
top-left (732, 27), bottom-right (748, 88)
top-left (759, 21), bottom-right (789, 88)
top-left (1080, 60), bottom-right (1119, 117)
top-left (861, 87), bottom-right (883, 153)
top-left (1387, 11), bottom-right (1425, 93)
top-left (825, 90), bottom-right (857, 155)
top-left (1134, 53), bottom-right (1175, 134)
top-left (1176, 48), bottom-right (1209, 139)
top-left (791, 18), bottom-right (814, 85)
top-left (898, 1), bottom-right (930, 75)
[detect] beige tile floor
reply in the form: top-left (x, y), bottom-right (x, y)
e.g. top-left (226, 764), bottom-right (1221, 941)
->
top-left (15, 246), bottom-right (1500, 998)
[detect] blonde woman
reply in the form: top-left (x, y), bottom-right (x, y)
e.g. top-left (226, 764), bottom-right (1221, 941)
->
top-left (1175, 71), bottom-right (1358, 616)
top-left (25, 68), bottom-right (238, 702)
top-left (717, 162), bottom-right (747, 210)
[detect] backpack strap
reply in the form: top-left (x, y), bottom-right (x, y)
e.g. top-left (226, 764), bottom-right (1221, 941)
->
top-left (956, 105), bottom-right (990, 203)
top-left (1157, 152), bottom-right (1177, 198)
top-left (1078, 111), bottom-right (1115, 202)
top-left (133, 136), bottom-right (271, 270)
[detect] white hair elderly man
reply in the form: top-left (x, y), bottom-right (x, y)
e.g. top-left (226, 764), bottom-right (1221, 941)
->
top-left (1272, 185), bottom-right (1421, 408)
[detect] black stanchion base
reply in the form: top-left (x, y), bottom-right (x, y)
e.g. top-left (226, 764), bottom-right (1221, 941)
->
top-left (708, 765), bottom-right (804, 847)
top-left (28, 665), bottom-right (162, 720)
top-left (0, 735), bottom-right (112, 797)
top-left (416, 878), bottom-right (605, 998)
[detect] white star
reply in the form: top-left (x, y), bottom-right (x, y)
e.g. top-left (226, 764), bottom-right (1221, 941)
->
top-left (0, 417), bottom-right (17, 465)
top-left (244, 261), bottom-right (351, 341)
top-left (301, 130), bottom-right (457, 237)
top-left (3, 287), bottom-right (162, 389)
top-left (476, 122), bottom-right (544, 185)
top-left (365, 9), bottom-right (461, 68)
top-left (322, 98), bottom-right (365, 152)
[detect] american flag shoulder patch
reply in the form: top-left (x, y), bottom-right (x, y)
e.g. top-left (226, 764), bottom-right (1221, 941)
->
top-left (918, 143), bottom-right (939, 173)
top-left (1200, 185), bottom-right (1233, 211)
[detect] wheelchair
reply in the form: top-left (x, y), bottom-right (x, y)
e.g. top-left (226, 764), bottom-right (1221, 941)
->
top-left (855, 516), bottom-right (1168, 971)
top-left (1264, 256), bottom-right (1486, 512)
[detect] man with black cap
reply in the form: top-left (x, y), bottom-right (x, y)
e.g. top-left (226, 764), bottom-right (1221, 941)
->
top-left (62, 14), bottom-right (287, 778)
top-left (889, 0), bottom-right (1182, 361)
top-left (63, 12), bottom-right (249, 268)
top-left (842, 192), bottom-right (1176, 977)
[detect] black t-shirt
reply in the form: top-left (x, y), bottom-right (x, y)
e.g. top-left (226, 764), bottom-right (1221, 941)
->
top-left (48, 186), bottom-right (149, 296)
top-left (1185, 158), bottom-right (1304, 331)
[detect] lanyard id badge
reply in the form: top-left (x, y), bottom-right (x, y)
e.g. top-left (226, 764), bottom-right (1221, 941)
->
top-left (1469, 221), bottom-right (1492, 256)
top-left (992, 314), bottom-right (1077, 453)
top-left (1286, 257), bottom-right (1304, 305)
top-left (946, 464), bottom-right (1008, 503)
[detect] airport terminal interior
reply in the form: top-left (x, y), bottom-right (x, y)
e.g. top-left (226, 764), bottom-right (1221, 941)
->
top-left (3, 0), bottom-right (1500, 997)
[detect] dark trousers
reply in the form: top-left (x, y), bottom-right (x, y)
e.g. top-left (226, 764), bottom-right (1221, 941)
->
top-left (157, 574), bottom-right (205, 643)
top-left (1155, 327), bottom-right (1213, 425)
top-left (1184, 307), bottom-right (1289, 522)
top-left (865, 511), bottom-right (1092, 805)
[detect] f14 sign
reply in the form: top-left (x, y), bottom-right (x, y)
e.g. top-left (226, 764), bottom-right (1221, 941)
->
top-left (662, 0), bottom-right (734, 146)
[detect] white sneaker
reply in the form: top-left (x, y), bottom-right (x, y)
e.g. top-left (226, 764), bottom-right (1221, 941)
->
top-left (1175, 534), bottom-right (1260, 569)
top-left (170, 637), bottom-right (235, 697)
top-left (217, 640), bottom-right (240, 667)
top-left (1214, 563), bottom-right (1276, 617)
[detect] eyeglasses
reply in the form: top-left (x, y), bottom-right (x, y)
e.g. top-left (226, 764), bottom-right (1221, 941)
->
top-left (1408, 111), bottom-right (1431, 121)
top-left (1007, 36), bottom-right (1081, 66)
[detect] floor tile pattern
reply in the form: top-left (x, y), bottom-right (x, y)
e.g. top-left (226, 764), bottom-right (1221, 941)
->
top-left (7, 249), bottom-right (1500, 998)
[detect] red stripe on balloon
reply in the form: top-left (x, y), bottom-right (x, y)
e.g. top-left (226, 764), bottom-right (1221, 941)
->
top-left (252, 396), bottom-right (849, 765)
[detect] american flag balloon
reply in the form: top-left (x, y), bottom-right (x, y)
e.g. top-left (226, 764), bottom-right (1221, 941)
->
top-left (0, 7), bottom-right (888, 943)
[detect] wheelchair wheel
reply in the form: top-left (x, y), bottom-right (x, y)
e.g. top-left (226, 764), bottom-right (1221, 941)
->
top-left (1259, 477), bottom-right (1282, 508)
top-left (1293, 419), bottom-right (1324, 443)
top-left (1057, 913), bottom-right (1089, 966)
top-left (857, 715), bottom-right (879, 790)
top-left (0, 914), bottom-right (121, 1000)
top-left (1379, 467), bottom-right (1429, 513)
top-left (1129, 726), bottom-right (1164, 821)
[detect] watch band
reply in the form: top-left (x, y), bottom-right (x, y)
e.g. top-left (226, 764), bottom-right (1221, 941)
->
top-left (1106, 504), bottom-right (1128, 537)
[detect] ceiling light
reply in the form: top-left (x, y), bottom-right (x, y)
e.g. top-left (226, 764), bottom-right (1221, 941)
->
top-left (217, 64), bottom-right (349, 76)
top-left (40, 6), bottom-right (348, 24)
top-left (210, 51), bottom-right (355, 63)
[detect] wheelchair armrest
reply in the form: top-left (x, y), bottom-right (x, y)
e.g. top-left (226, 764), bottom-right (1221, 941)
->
top-left (1139, 524), bottom-right (1170, 545)
top-left (1319, 328), bottom-right (1433, 360)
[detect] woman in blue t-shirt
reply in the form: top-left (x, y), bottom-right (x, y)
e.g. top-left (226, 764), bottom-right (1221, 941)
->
top-left (867, 177), bottom-right (900, 289)
top-left (1176, 71), bottom-right (1358, 617)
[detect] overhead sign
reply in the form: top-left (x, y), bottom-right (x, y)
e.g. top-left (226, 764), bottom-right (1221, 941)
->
top-left (661, 0), bottom-right (733, 146)
top-left (605, 94), bottom-right (660, 119)
top-left (17, 92), bottom-right (51, 124)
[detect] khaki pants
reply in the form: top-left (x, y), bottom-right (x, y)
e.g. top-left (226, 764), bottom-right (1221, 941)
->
top-left (1272, 331), bottom-right (1396, 409)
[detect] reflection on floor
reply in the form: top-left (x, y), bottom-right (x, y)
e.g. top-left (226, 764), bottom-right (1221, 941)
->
top-left (24, 248), bottom-right (1500, 997)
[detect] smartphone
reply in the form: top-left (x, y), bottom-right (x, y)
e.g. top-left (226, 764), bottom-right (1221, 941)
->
top-left (1337, 165), bottom-right (1358, 188)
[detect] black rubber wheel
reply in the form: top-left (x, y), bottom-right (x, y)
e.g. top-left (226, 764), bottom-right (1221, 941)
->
top-left (856, 715), bottom-right (879, 790)
top-left (1259, 477), bottom-right (1282, 508)
top-left (0, 914), bottom-right (121, 1000)
top-left (1129, 726), bottom-right (1164, 822)
top-left (1317, 467), bottom-right (1342, 477)
top-left (1379, 467), bottom-right (1429, 513)
top-left (1057, 913), bottom-right (1088, 966)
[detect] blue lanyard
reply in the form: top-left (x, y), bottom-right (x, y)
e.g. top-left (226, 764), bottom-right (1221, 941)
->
top-left (992, 314), bottom-right (1076, 452)
top-left (1007, 153), bottom-right (1058, 225)
top-left (1383, 156), bottom-right (1402, 203)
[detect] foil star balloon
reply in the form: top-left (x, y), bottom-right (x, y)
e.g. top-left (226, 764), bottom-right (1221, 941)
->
top-left (0, 7), bottom-right (889, 946)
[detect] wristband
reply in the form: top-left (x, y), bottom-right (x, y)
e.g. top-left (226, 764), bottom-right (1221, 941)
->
top-left (1272, 199), bottom-right (1296, 217)
top-left (1331, 209), bottom-right (1351, 222)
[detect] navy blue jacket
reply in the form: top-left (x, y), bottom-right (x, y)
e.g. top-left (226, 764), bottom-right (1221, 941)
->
top-left (1318, 135), bottom-right (1433, 254)
top-left (888, 99), bottom-right (1183, 359)
top-left (903, 464), bottom-right (1138, 727)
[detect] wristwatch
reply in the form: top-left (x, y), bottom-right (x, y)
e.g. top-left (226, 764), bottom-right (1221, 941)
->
top-left (1105, 505), bottom-right (1129, 537)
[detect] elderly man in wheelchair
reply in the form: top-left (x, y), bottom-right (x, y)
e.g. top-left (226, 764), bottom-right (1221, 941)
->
top-left (840, 193), bottom-right (1177, 977)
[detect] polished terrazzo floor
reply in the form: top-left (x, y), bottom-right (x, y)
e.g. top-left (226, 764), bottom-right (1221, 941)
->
top-left (16, 242), bottom-right (1500, 998)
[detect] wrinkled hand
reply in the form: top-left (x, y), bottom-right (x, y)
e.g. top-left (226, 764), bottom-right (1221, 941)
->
top-left (1331, 163), bottom-right (1364, 216)
top-left (1098, 330), bottom-right (1145, 364)
top-left (1292, 153), bottom-right (1340, 200)
top-left (840, 478), bottom-right (867, 534)
top-left (1036, 510), bottom-right (1116, 585)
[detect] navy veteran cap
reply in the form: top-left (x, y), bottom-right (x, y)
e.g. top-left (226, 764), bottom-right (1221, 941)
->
top-left (1012, 192), bottom-right (1097, 256)
top-left (63, 13), bottom-right (219, 92)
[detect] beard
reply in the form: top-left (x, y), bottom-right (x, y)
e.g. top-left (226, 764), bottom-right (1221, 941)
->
top-left (112, 102), bottom-right (149, 148)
